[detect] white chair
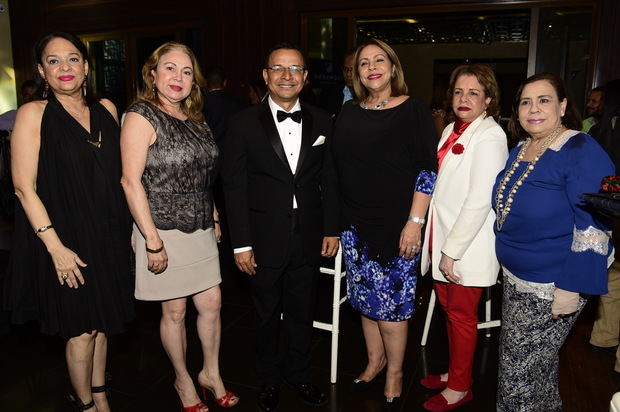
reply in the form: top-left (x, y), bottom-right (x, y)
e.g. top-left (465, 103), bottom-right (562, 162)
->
top-left (611, 391), bottom-right (620, 412)
top-left (420, 284), bottom-right (501, 346)
top-left (314, 244), bottom-right (347, 383)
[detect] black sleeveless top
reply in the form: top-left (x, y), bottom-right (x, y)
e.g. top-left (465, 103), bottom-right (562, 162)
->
top-left (5, 96), bottom-right (134, 338)
top-left (126, 101), bottom-right (219, 232)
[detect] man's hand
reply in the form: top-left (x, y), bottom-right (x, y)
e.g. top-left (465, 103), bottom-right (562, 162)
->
top-left (321, 236), bottom-right (339, 257)
top-left (234, 250), bottom-right (257, 275)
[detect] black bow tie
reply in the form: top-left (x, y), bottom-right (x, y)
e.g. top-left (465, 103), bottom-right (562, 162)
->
top-left (277, 110), bottom-right (302, 123)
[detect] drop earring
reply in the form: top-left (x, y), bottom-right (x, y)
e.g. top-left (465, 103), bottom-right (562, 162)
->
top-left (82, 79), bottom-right (87, 97)
top-left (43, 80), bottom-right (49, 98)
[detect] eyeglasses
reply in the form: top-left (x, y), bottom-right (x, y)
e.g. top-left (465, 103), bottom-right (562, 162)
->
top-left (342, 66), bottom-right (353, 73)
top-left (266, 65), bottom-right (306, 75)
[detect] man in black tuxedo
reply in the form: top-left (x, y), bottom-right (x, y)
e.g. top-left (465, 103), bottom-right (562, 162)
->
top-left (221, 44), bottom-right (339, 412)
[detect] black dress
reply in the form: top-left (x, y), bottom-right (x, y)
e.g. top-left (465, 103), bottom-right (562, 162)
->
top-left (332, 98), bottom-right (437, 321)
top-left (5, 96), bottom-right (134, 338)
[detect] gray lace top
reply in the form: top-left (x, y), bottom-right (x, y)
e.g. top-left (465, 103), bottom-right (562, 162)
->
top-left (126, 101), bottom-right (218, 232)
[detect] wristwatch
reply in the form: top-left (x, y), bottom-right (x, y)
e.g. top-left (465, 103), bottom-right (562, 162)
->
top-left (408, 216), bottom-right (426, 225)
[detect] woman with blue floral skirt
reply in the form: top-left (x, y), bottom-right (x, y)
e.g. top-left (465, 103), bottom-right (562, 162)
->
top-left (331, 38), bottom-right (437, 411)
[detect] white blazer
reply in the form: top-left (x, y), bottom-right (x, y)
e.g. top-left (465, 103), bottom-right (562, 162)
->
top-left (421, 114), bottom-right (508, 287)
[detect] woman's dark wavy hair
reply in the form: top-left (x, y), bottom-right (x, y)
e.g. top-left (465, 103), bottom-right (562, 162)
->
top-left (32, 32), bottom-right (96, 103)
top-left (508, 73), bottom-right (581, 141)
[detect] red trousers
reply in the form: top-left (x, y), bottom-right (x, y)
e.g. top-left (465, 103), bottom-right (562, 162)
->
top-left (434, 281), bottom-right (483, 392)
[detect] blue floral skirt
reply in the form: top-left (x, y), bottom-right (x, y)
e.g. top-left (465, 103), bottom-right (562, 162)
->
top-left (341, 225), bottom-right (419, 321)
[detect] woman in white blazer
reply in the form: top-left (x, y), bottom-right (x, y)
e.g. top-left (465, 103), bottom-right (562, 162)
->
top-left (420, 65), bottom-right (508, 412)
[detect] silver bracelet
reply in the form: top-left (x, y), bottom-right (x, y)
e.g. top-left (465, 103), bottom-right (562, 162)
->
top-left (35, 224), bottom-right (54, 234)
top-left (407, 216), bottom-right (426, 225)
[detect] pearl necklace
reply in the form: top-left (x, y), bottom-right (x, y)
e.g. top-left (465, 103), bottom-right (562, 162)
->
top-left (494, 125), bottom-right (564, 231)
top-left (360, 99), bottom-right (390, 110)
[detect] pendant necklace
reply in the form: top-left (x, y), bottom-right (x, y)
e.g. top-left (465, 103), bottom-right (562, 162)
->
top-left (361, 99), bottom-right (390, 110)
top-left (88, 131), bottom-right (101, 148)
top-left (494, 125), bottom-right (564, 231)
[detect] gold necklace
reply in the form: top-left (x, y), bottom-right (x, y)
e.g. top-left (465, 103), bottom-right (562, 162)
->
top-left (494, 125), bottom-right (564, 231)
top-left (65, 104), bottom-right (87, 119)
top-left (159, 103), bottom-right (183, 119)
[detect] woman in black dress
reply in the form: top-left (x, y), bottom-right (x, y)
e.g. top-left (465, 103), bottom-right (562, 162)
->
top-left (332, 38), bottom-right (437, 410)
top-left (6, 32), bottom-right (133, 411)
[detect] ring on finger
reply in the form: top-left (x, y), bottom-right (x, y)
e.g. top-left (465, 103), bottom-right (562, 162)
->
top-left (61, 273), bottom-right (69, 280)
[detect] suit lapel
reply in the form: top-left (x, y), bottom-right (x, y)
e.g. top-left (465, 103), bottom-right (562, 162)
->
top-left (294, 105), bottom-right (313, 175)
top-left (438, 115), bottom-right (485, 174)
top-left (259, 101), bottom-right (289, 170)
top-left (435, 115), bottom-right (488, 188)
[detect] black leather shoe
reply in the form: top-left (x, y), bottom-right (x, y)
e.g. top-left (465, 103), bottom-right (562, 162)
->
top-left (287, 382), bottom-right (328, 406)
top-left (257, 385), bottom-right (279, 412)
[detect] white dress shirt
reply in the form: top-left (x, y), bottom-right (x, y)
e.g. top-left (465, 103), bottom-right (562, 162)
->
top-left (234, 96), bottom-right (302, 254)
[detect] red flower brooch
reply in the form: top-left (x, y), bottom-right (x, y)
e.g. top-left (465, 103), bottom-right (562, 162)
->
top-left (452, 143), bottom-right (464, 155)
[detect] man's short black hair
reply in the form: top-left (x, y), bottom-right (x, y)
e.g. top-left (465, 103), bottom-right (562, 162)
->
top-left (205, 66), bottom-right (226, 88)
top-left (264, 43), bottom-right (306, 68)
top-left (21, 79), bottom-right (37, 90)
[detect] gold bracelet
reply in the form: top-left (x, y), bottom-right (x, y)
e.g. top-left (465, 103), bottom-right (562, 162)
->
top-left (35, 224), bottom-right (54, 234)
top-left (146, 241), bottom-right (164, 254)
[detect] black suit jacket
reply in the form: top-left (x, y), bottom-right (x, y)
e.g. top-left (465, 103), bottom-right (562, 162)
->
top-left (221, 99), bottom-right (339, 268)
top-left (203, 89), bottom-right (244, 143)
top-left (320, 85), bottom-right (355, 118)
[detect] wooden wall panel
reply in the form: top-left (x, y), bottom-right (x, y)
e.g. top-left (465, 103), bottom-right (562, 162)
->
top-left (7, 0), bottom-right (619, 103)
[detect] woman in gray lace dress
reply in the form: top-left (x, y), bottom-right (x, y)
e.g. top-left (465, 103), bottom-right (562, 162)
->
top-left (121, 42), bottom-right (238, 411)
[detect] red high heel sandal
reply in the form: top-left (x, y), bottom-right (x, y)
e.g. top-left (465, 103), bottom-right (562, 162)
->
top-left (201, 385), bottom-right (239, 408)
top-left (180, 400), bottom-right (209, 412)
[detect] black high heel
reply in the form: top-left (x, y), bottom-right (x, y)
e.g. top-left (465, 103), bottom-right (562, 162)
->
top-left (385, 396), bottom-right (402, 411)
top-left (349, 368), bottom-right (386, 392)
top-left (67, 393), bottom-right (95, 411)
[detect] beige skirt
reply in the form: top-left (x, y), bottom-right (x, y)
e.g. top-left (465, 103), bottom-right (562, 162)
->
top-left (134, 225), bottom-right (221, 301)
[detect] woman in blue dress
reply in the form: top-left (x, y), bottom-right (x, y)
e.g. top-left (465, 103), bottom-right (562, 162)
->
top-left (493, 73), bottom-right (614, 412)
top-left (331, 38), bottom-right (437, 410)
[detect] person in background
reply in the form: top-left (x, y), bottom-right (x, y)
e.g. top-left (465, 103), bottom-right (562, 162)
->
top-left (420, 64), bottom-right (507, 412)
top-left (5, 32), bottom-right (134, 411)
top-left (331, 38), bottom-right (437, 411)
top-left (0, 80), bottom-right (40, 131)
top-left (202, 65), bottom-right (243, 275)
top-left (494, 73), bottom-right (614, 412)
top-left (202, 66), bottom-right (243, 144)
top-left (221, 43), bottom-right (339, 412)
top-left (246, 79), bottom-right (267, 105)
top-left (582, 86), bottom-right (605, 133)
top-left (320, 49), bottom-right (356, 118)
top-left (121, 41), bottom-right (238, 411)
top-left (589, 79), bottom-right (620, 375)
